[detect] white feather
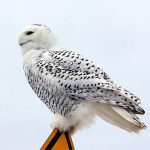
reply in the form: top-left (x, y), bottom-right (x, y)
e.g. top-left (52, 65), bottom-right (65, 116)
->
top-left (51, 102), bottom-right (146, 134)
top-left (51, 103), bottom-right (96, 133)
top-left (92, 103), bottom-right (146, 133)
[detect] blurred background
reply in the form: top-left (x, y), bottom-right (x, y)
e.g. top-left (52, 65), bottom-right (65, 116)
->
top-left (0, 0), bottom-right (149, 149)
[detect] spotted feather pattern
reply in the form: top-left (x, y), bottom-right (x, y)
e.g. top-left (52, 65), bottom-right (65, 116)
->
top-left (23, 49), bottom-right (145, 118)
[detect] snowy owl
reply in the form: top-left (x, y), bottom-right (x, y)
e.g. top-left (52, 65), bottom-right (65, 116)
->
top-left (19, 24), bottom-right (146, 134)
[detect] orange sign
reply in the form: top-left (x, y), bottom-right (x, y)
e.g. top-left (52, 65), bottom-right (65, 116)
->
top-left (40, 128), bottom-right (75, 150)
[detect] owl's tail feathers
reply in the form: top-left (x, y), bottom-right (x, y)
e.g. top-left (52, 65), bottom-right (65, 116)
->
top-left (93, 103), bottom-right (146, 133)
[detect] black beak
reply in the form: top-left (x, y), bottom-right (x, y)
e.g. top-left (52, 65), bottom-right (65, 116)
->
top-left (19, 40), bottom-right (31, 46)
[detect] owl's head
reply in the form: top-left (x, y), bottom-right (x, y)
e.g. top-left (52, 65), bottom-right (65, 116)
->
top-left (19, 24), bottom-right (58, 54)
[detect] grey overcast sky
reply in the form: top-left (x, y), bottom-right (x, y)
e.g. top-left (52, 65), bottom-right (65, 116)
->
top-left (0, 0), bottom-right (150, 149)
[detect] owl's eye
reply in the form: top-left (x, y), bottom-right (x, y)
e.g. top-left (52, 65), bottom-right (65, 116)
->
top-left (26, 31), bottom-right (34, 35)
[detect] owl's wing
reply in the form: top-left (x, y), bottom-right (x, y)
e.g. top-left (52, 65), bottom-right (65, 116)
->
top-left (37, 50), bottom-right (144, 115)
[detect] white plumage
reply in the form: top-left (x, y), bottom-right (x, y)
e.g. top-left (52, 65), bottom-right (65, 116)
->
top-left (19, 24), bottom-right (146, 134)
